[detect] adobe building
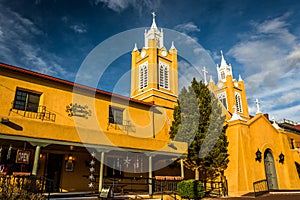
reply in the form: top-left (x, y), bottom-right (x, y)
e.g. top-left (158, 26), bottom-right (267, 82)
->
top-left (1, 14), bottom-right (300, 197)
top-left (0, 14), bottom-right (186, 195)
top-left (209, 51), bottom-right (300, 196)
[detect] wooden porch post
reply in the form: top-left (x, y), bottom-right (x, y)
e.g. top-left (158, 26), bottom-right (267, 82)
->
top-left (148, 155), bottom-right (153, 197)
top-left (180, 158), bottom-right (185, 178)
top-left (32, 145), bottom-right (41, 175)
top-left (98, 151), bottom-right (105, 193)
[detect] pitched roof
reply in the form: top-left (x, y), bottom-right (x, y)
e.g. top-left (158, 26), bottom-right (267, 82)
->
top-left (0, 62), bottom-right (154, 107)
top-left (293, 125), bottom-right (300, 131)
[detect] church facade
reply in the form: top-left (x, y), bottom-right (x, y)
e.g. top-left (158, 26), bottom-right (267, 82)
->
top-left (209, 50), bottom-right (300, 196)
top-left (0, 14), bottom-right (300, 197)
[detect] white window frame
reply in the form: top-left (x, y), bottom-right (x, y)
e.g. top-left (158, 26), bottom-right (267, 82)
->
top-left (217, 92), bottom-right (228, 109)
top-left (235, 92), bottom-right (243, 113)
top-left (139, 61), bottom-right (148, 90)
top-left (109, 106), bottom-right (124, 125)
top-left (159, 61), bottom-right (170, 90)
top-left (221, 71), bottom-right (225, 80)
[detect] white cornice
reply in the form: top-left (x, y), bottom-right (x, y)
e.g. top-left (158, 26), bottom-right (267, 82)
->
top-left (132, 88), bottom-right (178, 99)
top-left (138, 93), bottom-right (177, 103)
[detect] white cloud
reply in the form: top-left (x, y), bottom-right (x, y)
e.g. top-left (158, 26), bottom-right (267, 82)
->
top-left (228, 13), bottom-right (300, 122)
top-left (178, 60), bottom-right (203, 90)
top-left (61, 16), bottom-right (88, 34)
top-left (93, 0), bottom-right (161, 13)
top-left (95, 0), bottom-right (131, 12)
top-left (174, 22), bottom-right (200, 33)
top-left (286, 45), bottom-right (300, 67)
top-left (70, 24), bottom-right (87, 34)
top-left (275, 91), bottom-right (300, 105)
top-left (270, 104), bottom-right (300, 123)
top-left (0, 3), bottom-right (72, 78)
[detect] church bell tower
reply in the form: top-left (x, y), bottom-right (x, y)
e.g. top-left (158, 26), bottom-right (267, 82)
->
top-left (209, 51), bottom-right (250, 120)
top-left (130, 13), bottom-right (178, 108)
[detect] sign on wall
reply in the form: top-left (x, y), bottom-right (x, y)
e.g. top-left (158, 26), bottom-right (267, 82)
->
top-left (66, 103), bottom-right (92, 119)
top-left (16, 150), bottom-right (30, 164)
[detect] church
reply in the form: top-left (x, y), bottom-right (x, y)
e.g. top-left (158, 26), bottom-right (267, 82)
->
top-left (0, 14), bottom-right (300, 197)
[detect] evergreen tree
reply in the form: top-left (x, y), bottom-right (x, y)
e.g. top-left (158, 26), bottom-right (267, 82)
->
top-left (170, 78), bottom-right (229, 182)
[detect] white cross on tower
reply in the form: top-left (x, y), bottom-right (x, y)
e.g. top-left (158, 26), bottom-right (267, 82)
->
top-left (151, 12), bottom-right (156, 19)
top-left (202, 66), bottom-right (208, 85)
top-left (255, 98), bottom-right (262, 114)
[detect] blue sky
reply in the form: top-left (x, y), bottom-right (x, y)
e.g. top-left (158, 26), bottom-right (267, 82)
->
top-left (1, 0), bottom-right (300, 123)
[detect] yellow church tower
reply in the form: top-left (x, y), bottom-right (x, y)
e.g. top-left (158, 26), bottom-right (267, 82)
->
top-left (209, 51), bottom-right (250, 119)
top-left (130, 13), bottom-right (178, 108)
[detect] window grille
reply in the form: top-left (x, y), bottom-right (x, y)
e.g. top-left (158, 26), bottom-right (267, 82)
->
top-left (159, 61), bottom-right (170, 90)
top-left (217, 92), bottom-right (228, 109)
top-left (139, 62), bottom-right (148, 90)
top-left (109, 106), bottom-right (124, 125)
top-left (13, 89), bottom-right (41, 112)
top-left (235, 92), bottom-right (243, 113)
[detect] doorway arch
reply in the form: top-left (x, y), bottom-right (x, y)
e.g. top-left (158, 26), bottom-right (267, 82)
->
top-left (264, 149), bottom-right (278, 189)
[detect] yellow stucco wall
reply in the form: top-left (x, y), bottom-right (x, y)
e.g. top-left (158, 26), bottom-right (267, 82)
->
top-left (2, 54), bottom-right (300, 196)
top-left (0, 65), bottom-right (187, 155)
top-left (225, 114), bottom-right (300, 196)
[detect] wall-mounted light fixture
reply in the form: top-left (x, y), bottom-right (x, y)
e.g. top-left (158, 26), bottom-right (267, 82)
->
top-left (65, 154), bottom-right (75, 172)
top-left (279, 153), bottom-right (284, 164)
top-left (256, 149), bottom-right (262, 162)
top-left (66, 154), bottom-right (75, 162)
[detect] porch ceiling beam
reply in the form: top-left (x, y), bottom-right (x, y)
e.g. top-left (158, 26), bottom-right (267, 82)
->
top-left (0, 133), bottom-right (187, 157)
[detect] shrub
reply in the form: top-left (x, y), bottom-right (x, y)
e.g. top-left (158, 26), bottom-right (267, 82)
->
top-left (177, 179), bottom-right (205, 199)
top-left (0, 176), bottom-right (45, 200)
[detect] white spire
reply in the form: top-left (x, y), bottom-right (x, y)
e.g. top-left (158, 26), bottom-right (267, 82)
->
top-left (217, 50), bottom-right (233, 82)
top-left (133, 43), bottom-right (138, 51)
top-left (170, 41), bottom-right (176, 50)
top-left (151, 12), bottom-right (158, 30)
top-left (209, 75), bottom-right (214, 83)
top-left (238, 74), bottom-right (243, 81)
top-left (144, 12), bottom-right (164, 48)
top-left (255, 99), bottom-right (262, 114)
top-left (220, 50), bottom-right (227, 66)
top-left (202, 66), bottom-right (208, 85)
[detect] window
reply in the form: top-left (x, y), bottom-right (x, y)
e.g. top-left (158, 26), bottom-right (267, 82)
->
top-left (109, 106), bottom-right (124, 125)
top-left (13, 88), bottom-right (41, 112)
top-left (235, 92), bottom-right (243, 113)
top-left (217, 92), bottom-right (228, 109)
top-left (139, 62), bottom-right (148, 90)
top-left (221, 71), bottom-right (225, 80)
top-left (159, 61), bottom-right (170, 90)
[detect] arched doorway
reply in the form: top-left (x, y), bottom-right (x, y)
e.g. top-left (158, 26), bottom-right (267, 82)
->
top-left (264, 149), bottom-right (278, 189)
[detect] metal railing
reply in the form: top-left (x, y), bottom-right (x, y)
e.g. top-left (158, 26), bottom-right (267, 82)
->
top-left (106, 119), bottom-right (136, 133)
top-left (253, 179), bottom-right (269, 197)
top-left (103, 177), bottom-right (149, 194)
top-left (9, 105), bottom-right (56, 122)
top-left (203, 179), bottom-right (228, 197)
top-left (154, 176), bottom-right (182, 200)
